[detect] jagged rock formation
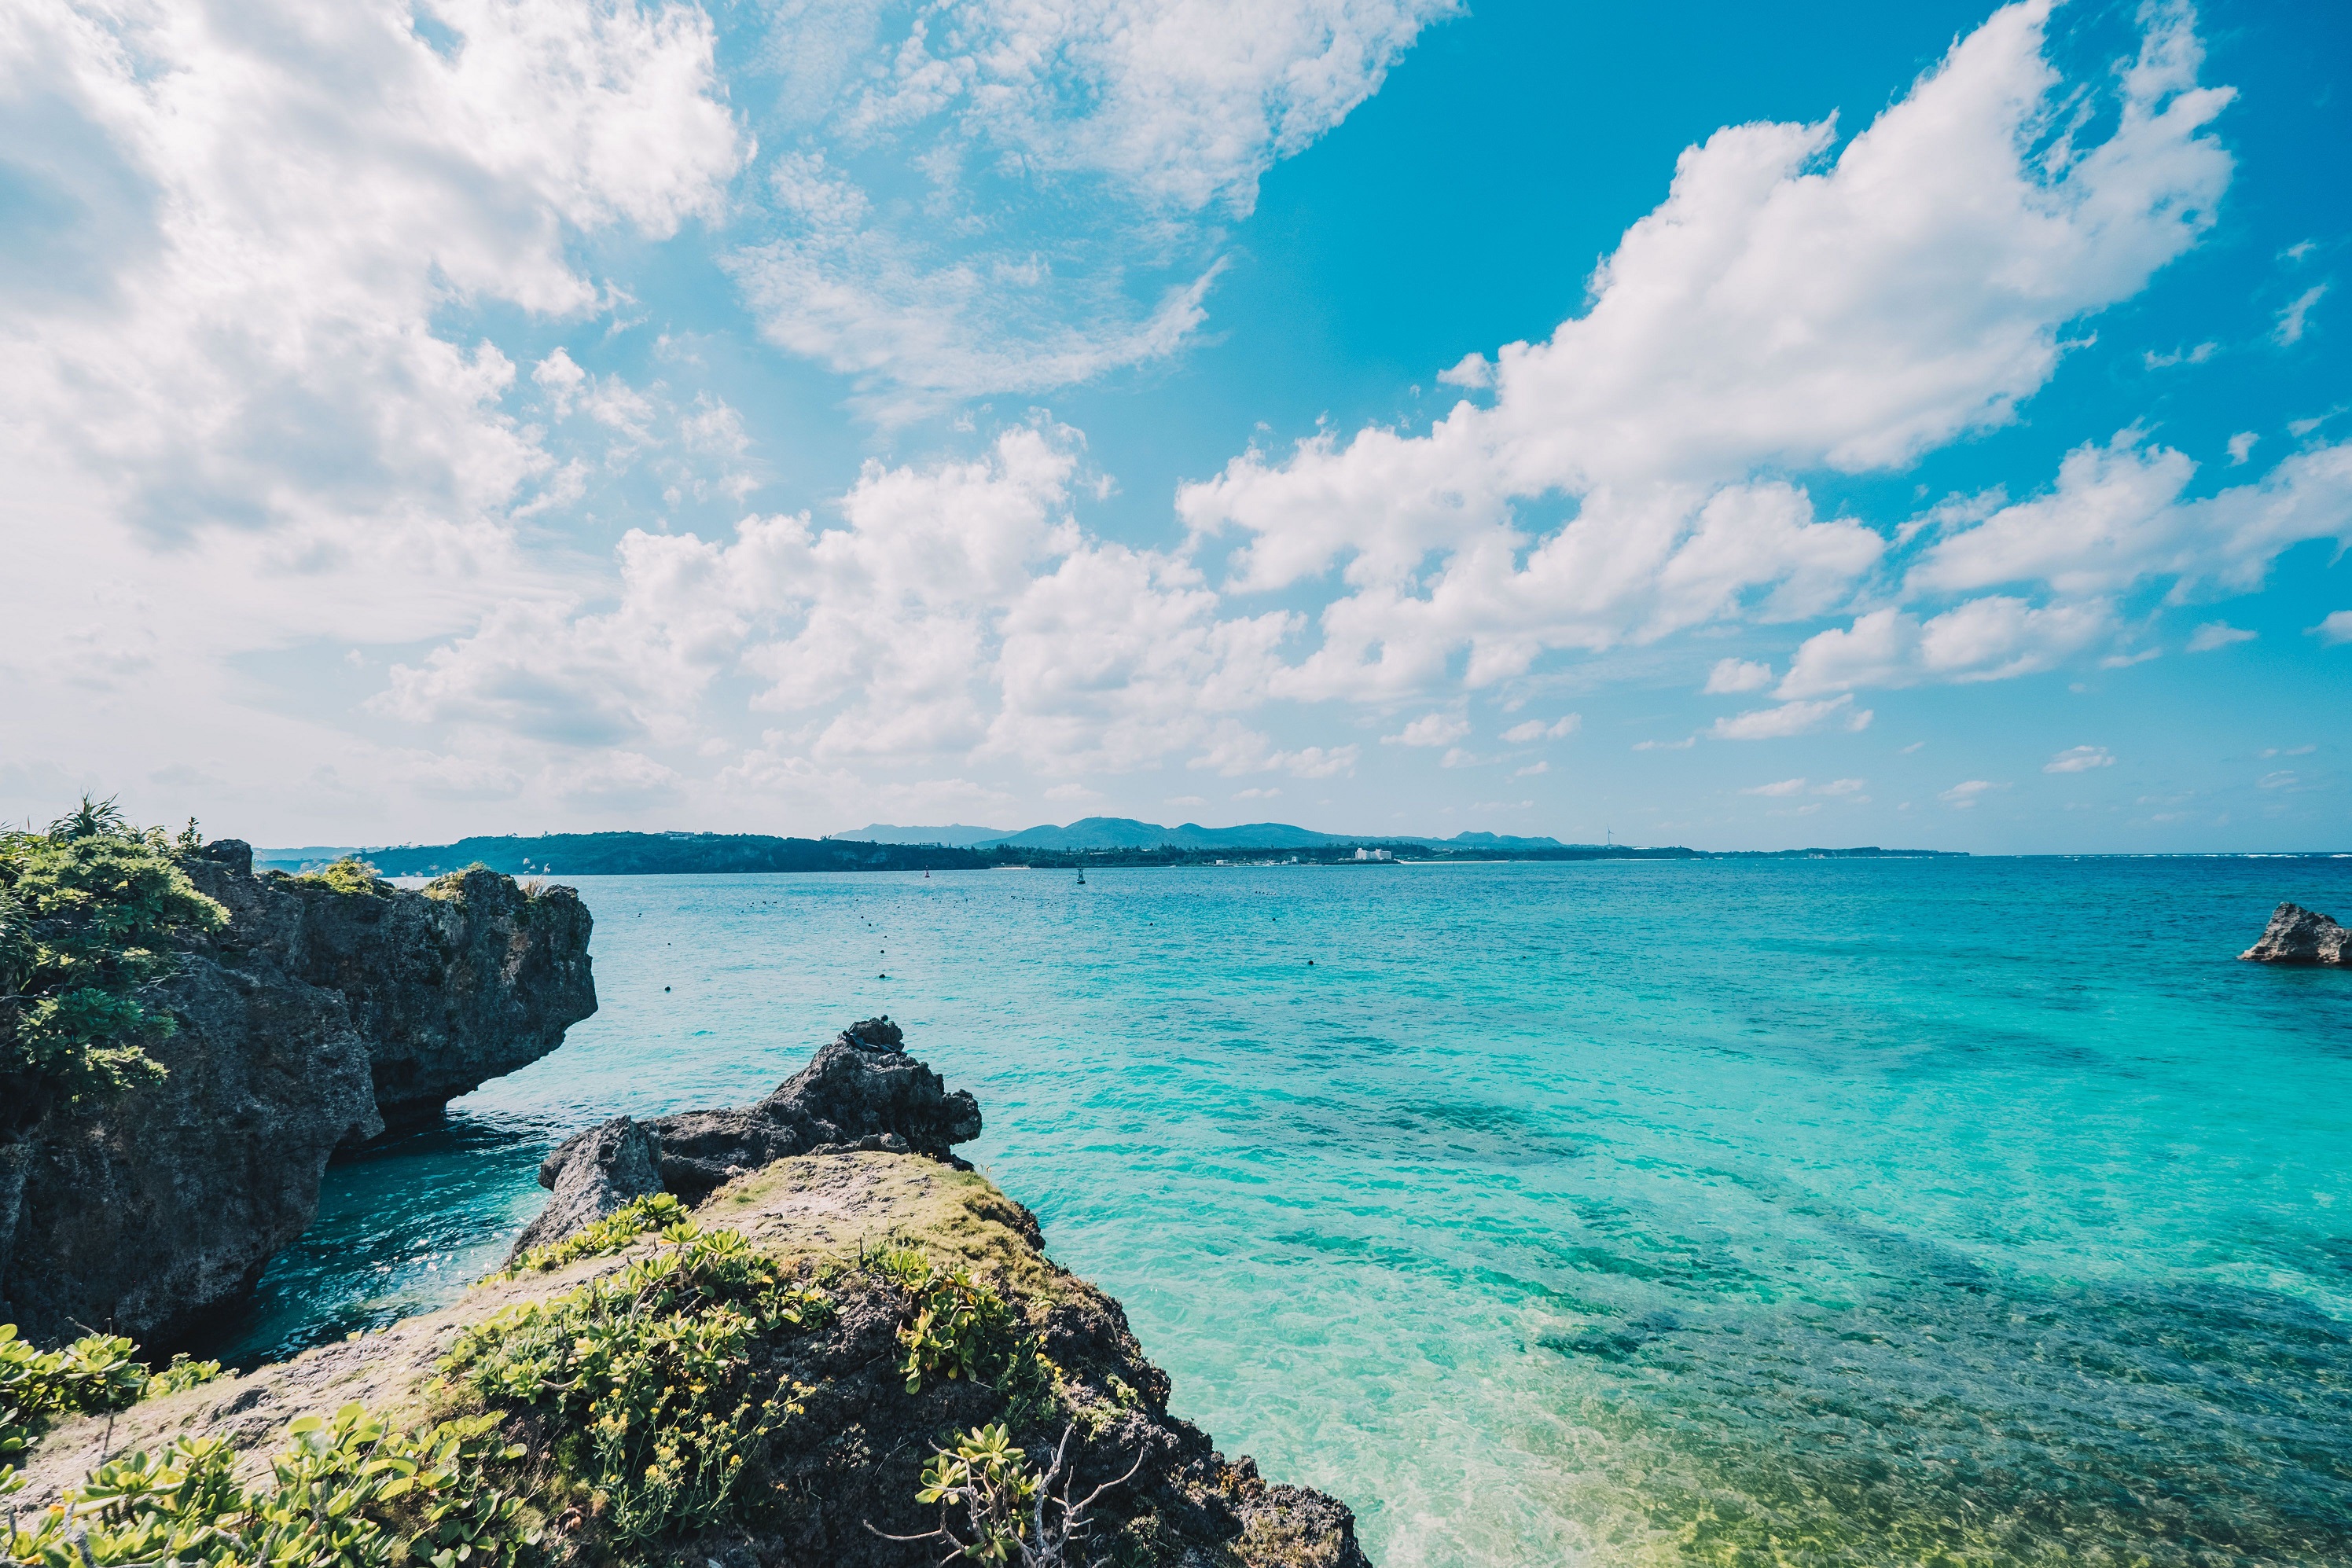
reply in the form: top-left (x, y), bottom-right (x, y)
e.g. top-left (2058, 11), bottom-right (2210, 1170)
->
top-left (504, 1114), bottom-right (663, 1261)
top-left (0, 841), bottom-right (595, 1346)
top-left (509, 1016), bottom-right (979, 1262)
top-left (2239, 902), bottom-right (2352, 965)
top-left (24, 1151), bottom-right (1372, 1568)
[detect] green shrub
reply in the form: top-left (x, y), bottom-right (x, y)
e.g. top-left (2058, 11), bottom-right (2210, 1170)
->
top-left (0, 802), bottom-right (229, 1133)
top-left (860, 1244), bottom-right (1018, 1396)
top-left (444, 1227), bottom-right (829, 1545)
top-left (3, 1401), bottom-right (535, 1568)
top-left (498, 1192), bottom-right (690, 1278)
top-left (0, 1325), bottom-right (227, 1501)
top-left (145, 1353), bottom-right (227, 1399)
top-left (288, 857), bottom-right (391, 898)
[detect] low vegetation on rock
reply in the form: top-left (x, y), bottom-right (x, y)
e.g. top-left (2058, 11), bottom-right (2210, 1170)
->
top-left (0, 798), bottom-right (227, 1135)
top-left (6, 1401), bottom-right (532, 1568)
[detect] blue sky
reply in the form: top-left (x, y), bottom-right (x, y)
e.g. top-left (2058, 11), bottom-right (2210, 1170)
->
top-left (1, 0), bottom-right (2346, 850)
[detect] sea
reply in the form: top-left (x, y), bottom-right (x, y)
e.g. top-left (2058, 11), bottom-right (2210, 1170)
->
top-left (214, 857), bottom-right (2352, 1567)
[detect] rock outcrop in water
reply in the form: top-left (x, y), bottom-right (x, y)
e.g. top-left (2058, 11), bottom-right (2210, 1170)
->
top-left (2239, 902), bottom-right (2352, 965)
top-left (508, 1015), bottom-right (978, 1261)
top-left (24, 1023), bottom-right (1370, 1568)
top-left (0, 841), bottom-right (596, 1346)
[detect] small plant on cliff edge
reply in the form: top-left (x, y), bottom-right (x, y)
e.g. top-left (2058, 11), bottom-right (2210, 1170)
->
top-left (861, 1243), bottom-right (1020, 1396)
top-left (868, 1422), bottom-right (1143, 1568)
top-left (290, 856), bottom-right (391, 897)
top-left (497, 1192), bottom-right (691, 1279)
top-left (444, 1225), bottom-right (829, 1545)
top-left (0, 802), bottom-right (228, 1137)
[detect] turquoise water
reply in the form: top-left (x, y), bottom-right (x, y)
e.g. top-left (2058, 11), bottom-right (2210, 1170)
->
top-left (220, 859), bottom-right (2352, 1566)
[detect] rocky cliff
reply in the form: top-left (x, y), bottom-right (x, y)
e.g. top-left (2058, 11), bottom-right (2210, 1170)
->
top-left (20, 1021), bottom-right (1372, 1568)
top-left (0, 841), bottom-right (596, 1347)
top-left (2240, 901), bottom-right (2352, 965)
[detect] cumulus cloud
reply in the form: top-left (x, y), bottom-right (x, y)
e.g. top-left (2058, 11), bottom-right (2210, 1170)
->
top-left (380, 420), bottom-right (1297, 784)
top-left (1908, 431), bottom-right (2352, 601)
top-left (1500, 715), bottom-right (1580, 744)
top-left (2, 0), bottom-right (741, 558)
top-left (1741, 777), bottom-right (1806, 796)
top-left (1174, 1), bottom-right (2232, 699)
top-left (2312, 611), bottom-right (2352, 646)
top-left (1704, 659), bottom-right (1775, 694)
top-left (1779, 598), bottom-right (2115, 697)
top-left (2045, 745), bottom-right (2115, 773)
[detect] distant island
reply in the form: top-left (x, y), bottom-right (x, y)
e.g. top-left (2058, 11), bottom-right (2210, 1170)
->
top-left (261, 819), bottom-right (1966, 876)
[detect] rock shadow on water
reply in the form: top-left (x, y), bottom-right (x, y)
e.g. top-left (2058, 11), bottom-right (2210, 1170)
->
top-left (204, 1117), bottom-right (550, 1368)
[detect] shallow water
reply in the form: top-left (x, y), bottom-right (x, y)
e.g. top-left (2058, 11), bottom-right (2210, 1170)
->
top-left (218, 858), bottom-right (2352, 1566)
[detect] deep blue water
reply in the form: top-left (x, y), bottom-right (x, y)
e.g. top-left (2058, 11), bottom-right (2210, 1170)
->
top-left (218, 857), bottom-right (2352, 1566)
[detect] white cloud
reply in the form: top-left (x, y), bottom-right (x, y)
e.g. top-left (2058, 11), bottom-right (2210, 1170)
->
top-left (383, 419), bottom-right (1292, 781)
top-left (1703, 659), bottom-right (1775, 694)
top-left (2186, 621), bottom-right (2256, 652)
top-left (1513, 760), bottom-right (1549, 777)
top-left (1501, 714), bottom-right (1580, 743)
top-left (2311, 611), bottom-right (2352, 646)
top-left (1384, 712), bottom-right (1471, 747)
top-left (1814, 777), bottom-right (1866, 795)
top-left (2044, 745), bottom-right (2115, 773)
top-left (2143, 341), bottom-right (2215, 368)
top-left (1908, 431), bottom-right (2352, 600)
top-left (2227, 431), bottom-right (2258, 465)
top-left (2256, 745), bottom-right (2313, 758)
top-left (1711, 693), bottom-right (1872, 740)
top-left (1175, 2), bottom-right (2231, 699)
top-left (1939, 779), bottom-right (2006, 808)
top-left (836, 0), bottom-right (1454, 215)
top-left (2275, 283), bottom-right (2328, 346)
top-left (1233, 786), bottom-right (1282, 801)
top-left (0, 0), bottom-right (745, 822)
top-left (1740, 777), bottom-right (1806, 797)
top-left (1780, 598), bottom-right (2115, 696)
top-left (727, 1), bottom-right (1454, 411)
top-left (1633, 736), bottom-right (1696, 751)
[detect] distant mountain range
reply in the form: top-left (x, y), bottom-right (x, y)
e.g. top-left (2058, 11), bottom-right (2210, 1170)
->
top-left (843, 817), bottom-right (1587, 851)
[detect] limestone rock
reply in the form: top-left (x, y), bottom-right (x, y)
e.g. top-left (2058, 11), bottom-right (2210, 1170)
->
top-left (0, 841), bottom-right (597, 1346)
top-left (518, 1016), bottom-right (983, 1252)
top-left (649, 1015), bottom-right (981, 1197)
top-left (2239, 902), bottom-right (2352, 965)
top-left (504, 1116), bottom-right (663, 1264)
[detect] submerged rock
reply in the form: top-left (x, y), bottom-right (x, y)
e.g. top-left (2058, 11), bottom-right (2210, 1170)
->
top-left (2239, 902), bottom-right (2352, 966)
top-left (513, 1015), bottom-right (981, 1261)
top-left (0, 842), bottom-right (597, 1346)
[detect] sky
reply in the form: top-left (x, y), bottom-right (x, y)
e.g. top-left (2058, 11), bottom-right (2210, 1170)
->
top-left (1, 0), bottom-right (2346, 853)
